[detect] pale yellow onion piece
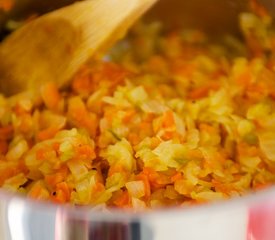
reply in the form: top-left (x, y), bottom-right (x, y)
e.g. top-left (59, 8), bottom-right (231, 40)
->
top-left (105, 172), bottom-right (126, 192)
top-left (6, 138), bottom-right (29, 161)
top-left (102, 138), bottom-right (135, 172)
top-left (125, 180), bottom-right (145, 198)
top-left (259, 132), bottom-right (275, 161)
top-left (191, 191), bottom-right (226, 201)
top-left (3, 173), bottom-right (28, 192)
top-left (132, 197), bottom-right (146, 211)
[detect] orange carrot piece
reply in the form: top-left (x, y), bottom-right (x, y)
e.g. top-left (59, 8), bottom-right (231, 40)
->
top-left (113, 191), bottom-right (130, 207)
top-left (36, 147), bottom-right (56, 161)
top-left (0, 165), bottom-right (17, 185)
top-left (108, 165), bottom-right (126, 177)
top-left (92, 182), bottom-right (105, 193)
top-left (0, 140), bottom-right (8, 154)
top-left (76, 144), bottom-right (96, 160)
top-left (37, 127), bottom-right (59, 141)
top-left (136, 173), bottom-right (151, 199)
top-left (250, 0), bottom-right (269, 18)
top-left (171, 172), bottom-right (183, 183)
top-left (189, 82), bottom-right (220, 100)
top-left (57, 182), bottom-right (70, 200)
top-left (36, 148), bottom-right (46, 161)
top-left (122, 110), bottom-right (136, 124)
top-left (150, 137), bottom-right (161, 149)
top-left (0, 125), bottom-right (13, 140)
top-left (72, 66), bottom-right (93, 95)
top-left (68, 97), bottom-right (98, 138)
top-left (41, 82), bottom-right (62, 111)
top-left (45, 169), bottom-right (68, 188)
top-left (52, 142), bottom-right (61, 152)
top-left (128, 133), bottom-right (140, 145)
top-left (28, 182), bottom-right (49, 200)
top-left (0, 0), bottom-right (14, 11)
top-left (17, 114), bottom-right (33, 134)
top-left (162, 111), bottom-right (175, 128)
top-left (236, 70), bottom-right (252, 87)
top-left (189, 87), bottom-right (210, 100)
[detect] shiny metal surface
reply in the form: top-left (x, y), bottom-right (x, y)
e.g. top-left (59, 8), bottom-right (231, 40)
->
top-left (1, 188), bottom-right (275, 240)
top-left (1, 1), bottom-right (275, 240)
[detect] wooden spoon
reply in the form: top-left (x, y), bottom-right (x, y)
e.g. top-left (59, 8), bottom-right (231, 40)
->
top-left (0, 0), bottom-right (157, 96)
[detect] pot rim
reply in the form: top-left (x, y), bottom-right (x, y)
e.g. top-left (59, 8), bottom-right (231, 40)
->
top-left (1, 185), bottom-right (275, 220)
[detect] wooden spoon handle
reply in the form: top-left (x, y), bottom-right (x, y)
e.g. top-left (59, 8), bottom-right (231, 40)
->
top-left (0, 0), bottom-right (157, 95)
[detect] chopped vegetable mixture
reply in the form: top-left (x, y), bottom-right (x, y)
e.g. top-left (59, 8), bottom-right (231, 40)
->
top-left (1, 4), bottom-right (275, 210)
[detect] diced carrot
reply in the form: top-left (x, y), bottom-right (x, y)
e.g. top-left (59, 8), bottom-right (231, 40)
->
top-left (0, 0), bottom-right (14, 11)
top-left (36, 147), bottom-right (56, 161)
top-left (17, 114), bottom-right (33, 134)
top-left (171, 172), bottom-right (183, 183)
top-left (92, 182), bottom-right (105, 193)
top-left (128, 132), bottom-right (140, 145)
top-left (28, 184), bottom-right (42, 198)
top-left (250, 0), bottom-right (269, 18)
top-left (158, 111), bottom-right (177, 140)
top-left (172, 60), bottom-right (195, 79)
top-left (246, 82), bottom-right (268, 100)
top-left (0, 164), bottom-right (17, 185)
top-left (50, 190), bottom-right (67, 203)
top-left (211, 179), bottom-right (235, 195)
top-left (136, 173), bottom-right (151, 198)
top-left (36, 148), bottom-right (46, 161)
top-left (37, 127), bottom-right (59, 141)
top-left (122, 110), bottom-right (136, 124)
top-left (45, 174), bottom-right (62, 188)
top-left (52, 142), bottom-right (61, 152)
top-left (94, 170), bottom-right (104, 184)
top-left (162, 111), bottom-right (175, 129)
top-left (161, 130), bottom-right (175, 140)
top-left (72, 66), bottom-right (94, 95)
top-left (189, 81), bottom-right (220, 100)
top-left (189, 149), bottom-right (203, 159)
top-left (76, 144), bottom-right (96, 160)
top-left (108, 165), bottom-right (126, 177)
top-left (40, 82), bottom-right (62, 112)
top-left (189, 86), bottom-right (210, 100)
top-left (28, 182), bottom-right (49, 200)
top-left (113, 191), bottom-right (130, 207)
top-left (0, 125), bottom-right (13, 140)
top-left (45, 168), bottom-right (68, 188)
top-left (56, 182), bottom-right (70, 202)
top-left (68, 97), bottom-right (98, 138)
top-left (245, 36), bottom-right (264, 58)
top-left (139, 121), bottom-right (153, 132)
top-left (236, 70), bottom-right (252, 87)
top-left (142, 168), bottom-right (176, 190)
top-left (199, 123), bottom-right (216, 134)
top-left (146, 55), bottom-right (168, 75)
top-left (0, 140), bottom-right (8, 154)
top-left (253, 182), bottom-right (271, 191)
top-left (143, 113), bottom-right (155, 122)
top-left (97, 62), bottom-right (129, 87)
top-left (237, 142), bottom-right (260, 157)
top-left (150, 137), bottom-right (161, 149)
top-left (14, 101), bottom-right (32, 115)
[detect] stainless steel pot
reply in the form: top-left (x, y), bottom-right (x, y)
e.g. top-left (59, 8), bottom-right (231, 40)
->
top-left (1, 1), bottom-right (275, 240)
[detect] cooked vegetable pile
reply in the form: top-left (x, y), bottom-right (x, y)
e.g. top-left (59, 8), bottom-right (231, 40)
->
top-left (0, 5), bottom-right (275, 210)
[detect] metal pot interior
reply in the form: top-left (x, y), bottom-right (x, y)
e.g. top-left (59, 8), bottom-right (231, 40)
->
top-left (1, 1), bottom-right (275, 240)
top-left (1, 0), bottom-right (274, 36)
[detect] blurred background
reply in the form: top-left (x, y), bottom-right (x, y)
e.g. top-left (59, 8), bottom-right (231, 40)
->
top-left (0, 0), bottom-right (274, 41)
